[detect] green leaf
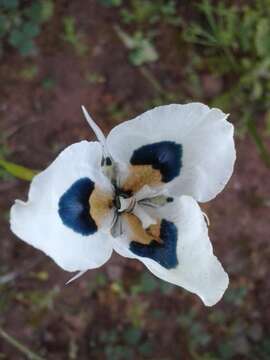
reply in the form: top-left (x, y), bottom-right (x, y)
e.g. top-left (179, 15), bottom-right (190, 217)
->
top-left (129, 36), bottom-right (159, 66)
top-left (115, 27), bottom-right (158, 66)
top-left (0, 0), bottom-right (19, 10)
top-left (18, 39), bottom-right (36, 56)
top-left (265, 111), bottom-right (270, 136)
top-left (98, 0), bottom-right (122, 7)
top-left (24, 1), bottom-right (43, 22)
top-left (123, 327), bottom-right (142, 346)
top-left (138, 341), bottom-right (153, 356)
top-left (9, 29), bottom-right (24, 47)
top-left (19, 65), bottom-right (38, 80)
top-left (255, 18), bottom-right (270, 56)
top-left (41, 0), bottom-right (54, 22)
top-left (62, 16), bottom-right (88, 56)
top-left (139, 273), bottom-right (158, 293)
top-left (0, 158), bottom-right (38, 181)
top-left (22, 22), bottom-right (41, 38)
top-left (0, 15), bottom-right (8, 38)
top-left (9, 29), bottom-right (37, 55)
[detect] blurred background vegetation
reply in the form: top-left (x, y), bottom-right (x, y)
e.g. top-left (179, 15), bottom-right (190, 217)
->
top-left (0, 0), bottom-right (270, 359)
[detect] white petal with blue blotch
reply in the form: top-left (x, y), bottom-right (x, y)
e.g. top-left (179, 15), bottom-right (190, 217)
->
top-left (112, 196), bottom-right (229, 306)
top-left (107, 103), bottom-right (236, 202)
top-left (10, 141), bottom-right (114, 272)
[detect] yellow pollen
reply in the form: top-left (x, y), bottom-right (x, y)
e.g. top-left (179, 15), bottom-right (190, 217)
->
top-left (122, 165), bottom-right (162, 193)
top-left (123, 213), bottom-right (162, 245)
top-left (89, 186), bottom-right (113, 227)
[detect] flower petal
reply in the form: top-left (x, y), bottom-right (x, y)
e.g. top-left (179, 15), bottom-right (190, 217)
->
top-left (107, 103), bottom-right (235, 202)
top-left (112, 195), bottom-right (229, 306)
top-left (10, 141), bottom-right (114, 272)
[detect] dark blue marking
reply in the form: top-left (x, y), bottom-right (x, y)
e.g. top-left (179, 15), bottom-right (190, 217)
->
top-left (58, 178), bottom-right (97, 236)
top-left (130, 141), bottom-right (182, 183)
top-left (129, 219), bottom-right (178, 269)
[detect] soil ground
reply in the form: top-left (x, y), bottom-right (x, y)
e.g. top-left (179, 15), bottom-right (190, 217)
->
top-left (0, 1), bottom-right (270, 359)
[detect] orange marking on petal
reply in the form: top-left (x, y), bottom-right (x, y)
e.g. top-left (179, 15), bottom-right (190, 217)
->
top-left (122, 165), bottom-right (162, 193)
top-left (147, 222), bottom-right (162, 242)
top-left (89, 186), bottom-right (113, 227)
top-left (123, 213), bottom-right (162, 245)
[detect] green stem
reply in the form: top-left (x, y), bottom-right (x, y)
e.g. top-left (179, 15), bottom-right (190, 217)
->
top-left (246, 117), bottom-right (270, 168)
top-left (0, 158), bottom-right (37, 181)
top-left (223, 46), bottom-right (239, 72)
top-left (0, 327), bottom-right (45, 360)
top-left (139, 66), bottom-right (166, 96)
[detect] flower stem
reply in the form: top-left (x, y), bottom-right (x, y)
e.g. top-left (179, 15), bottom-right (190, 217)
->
top-left (139, 66), bottom-right (165, 96)
top-left (0, 327), bottom-right (45, 360)
top-left (246, 116), bottom-right (270, 168)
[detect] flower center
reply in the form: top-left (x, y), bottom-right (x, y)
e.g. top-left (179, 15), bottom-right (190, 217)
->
top-left (117, 196), bottom-right (136, 213)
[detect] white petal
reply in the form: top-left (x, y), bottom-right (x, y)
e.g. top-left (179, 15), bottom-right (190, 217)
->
top-left (107, 103), bottom-right (236, 202)
top-left (112, 196), bottom-right (229, 306)
top-left (132, 204), bottom-right (157, 229)
top-left (10, 141), bottom-right (113, 272)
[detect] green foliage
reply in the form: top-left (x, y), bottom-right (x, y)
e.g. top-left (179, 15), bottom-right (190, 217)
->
top-left (178, 309), bottom-right (212, 352)
top-left (0, 158), bottom-right (38, 181)
top-left (62, 16), bottom-right (88, 56)
top-left (120, 0), bottom-right (181, 26)
top-left (182, 0), bottom-right (270, 166)
top-left (95, 326), bottom-right (153, 360)
top-left (98, 0), bottom-right (122, 6)
top-left (224, 284), bottom-right (248, 306)
top-left (87, 273), bottom-right (110, 296)
top-left (86, 72), bottom-right (106, 84)
top-left (115, 26), bottom-right (158, 66)
top-left (41, 76), bottom-right (56, 90)
top-left (130, 273), bottom-right (158, 295)
top-left (15, 286), bottom-right (60, 318)
top-left (130, 272), bottom-right (174, 296)
top-left (19, 65), bottom-right (38, 80)
top-left (0, 0), bottom-right (54, 56)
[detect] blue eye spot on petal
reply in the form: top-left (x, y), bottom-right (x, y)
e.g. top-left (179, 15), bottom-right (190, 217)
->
top-left (129, 219), bottom-right (178, 269)
top-left (58, 178), bottom-right (97, 236)
top-left (130, 141), bottom-right (182, 183)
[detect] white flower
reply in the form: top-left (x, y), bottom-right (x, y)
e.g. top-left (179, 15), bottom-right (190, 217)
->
top-left (10, 103), bottom-right (236, 306)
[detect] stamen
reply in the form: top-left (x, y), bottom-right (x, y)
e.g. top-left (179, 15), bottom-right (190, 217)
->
top-left (202, 212), bottom-right (210, 226)
top-left (139, 195), bottom-right (172, 208)
top-left (82, 105), bottom-right (119, 184)
top-left (118, 197), bottom-right (135, 213)
top-left (81, 105), bottom-right (110, 156)
top-left (111, 216), bottom-right (123, 238)
top-left (66, 270), bottom-right (87, 284)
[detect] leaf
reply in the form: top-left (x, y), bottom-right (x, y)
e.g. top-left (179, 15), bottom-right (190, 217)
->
top-left (265, 111), bottom-right (270, 136)
top-left (255, 18), bottom-right (270, 57)
top-left (19, 65), bottom-right (38, 80)
top-left (98, 0), bottom-right (122, 7)
top-left (41, 0), bottom-right (54, 22)
top-left (139, 273), bottom-right (158, 293)
top-left (22, 22), bottom-right (41, 38)
top-left (123, 327), bottom-right (142, 345)
top-left (0, 158), bottom-right (38, 181)
top-left (115, 27), bottom-right (158, 66)
top-left (8, 22), bottom-right (39, 55)
top-left (8, 29), bottom-right (24, 47)
top-left (24, 1), bottom-right (43, 23)
top-left (62, 16), bottom-right (88, 56)
top-left (114, 26), bottom-right (135, 49)
top-left (129, 36), bottom-right (159, 66)
top-left (0, 0), bottom-right (18, 10)
top-left (0, 15), bottom-right (8, 38)
top-left (18, 39), bottom-right (36, 56)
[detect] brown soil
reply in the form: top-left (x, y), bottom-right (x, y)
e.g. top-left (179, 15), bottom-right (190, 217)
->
top-left (0, 1), bottom-right (270, 359)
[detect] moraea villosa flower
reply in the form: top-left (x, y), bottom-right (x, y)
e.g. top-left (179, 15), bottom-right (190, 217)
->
top-left (10, 103), bottom-right (236, 306)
